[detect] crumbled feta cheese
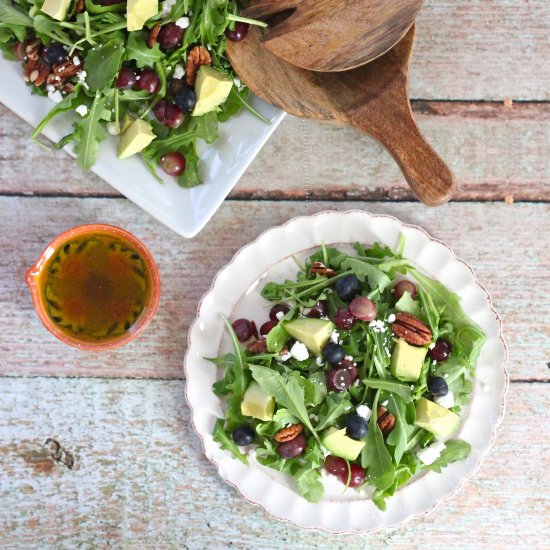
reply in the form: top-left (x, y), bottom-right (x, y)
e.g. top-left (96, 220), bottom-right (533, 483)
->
top-left (76, 70), bottom-right (89, 90)
top-left (175, 16), bottom-right (190, 29)
top-left (315, 357), bottom-right (325, 367)
top-left (72, 56), bottom-right (81, 66)
top-left (344, 355), bottom-right (354, 362)
top-left (290, 341), bottom-right (309, 362)
top-left (416, 441), bottom-right (445, 465)
top-left (47, 90), bottom-right (63, 104)
top-left (353, 379), bottom-right (360, 387)
top-left (428, 342), bottom-right (436, 350)
top-left (355, 404), bottom-right (372, 421)
top-left (382, 399), bottom-right (389, 407)
top-left (432, 360), bottom-right (437, 366)
top-left (172, 63), bottom-right (185, 80)
top-left (410, 384), bottom-right (414, 390)
top-left (275, 311), bottom-right (285, 321)
top-left (368, 319), bottom-right (386, 333)
top-left (161, 0), bottom-right (176, 16)
top-left (330, 330), bottom-right (339, 344)
top-left (434, 391), bottom-right (455, 409)
top-left (75, 104), bottom-right (88, 117)
top-left (106, 122), bottom-right (120, 136)
top-left (387, 313), bottom-right (396, 323)
top-left (46, 84), bottom-right (55, 93)
top-left (320, 315), bottom-right (329, 320)
top-left (280, 352), bottom-right (291, 362)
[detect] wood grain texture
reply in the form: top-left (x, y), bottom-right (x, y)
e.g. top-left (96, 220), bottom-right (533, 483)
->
top-left (229, 25), bottom-right (456, 205)
top-left (1, 103), bottom-right (549, 201)
top-left (241, 0), bottom-right (422, 72)
top-left (0, 377), bottom-right (547, 548)
top-left (0, 197), bottom-right (548, 381)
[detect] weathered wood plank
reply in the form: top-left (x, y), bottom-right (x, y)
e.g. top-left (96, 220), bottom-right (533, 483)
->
top-left (1, 103), bottom-right (549, 200)
top-left (0, 197), bottom-right (548, 381)
top-left (0, 378), bottom-right (546, 548)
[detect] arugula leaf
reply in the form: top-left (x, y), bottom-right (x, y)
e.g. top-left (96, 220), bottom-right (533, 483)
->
top-left (177, 147), bottom-right (202, 187)
top-left (188, 111), bottom-right (220, 144)
top-left (423, 440), bottom-right (471, 473)
top-left (316, 392), bottom-right (352, 431)
top-left (31, 89), bottom-right (85, 140)
top-left (384, 393), bottom-right (414, 464)
top-left (394, 290), bottom-right (420, 316)
top-left (0, 0), bottom-right (32, 26)
top-left (125, 32), bottom-right (164, 68)
top-left (250, 365), bottom-right (319, 440)
top-left (73, 93), bottom-right (109, 171)
top-left (340, 258), bottom-right (392, 293)
top-left (266, 323), bottom-right (289, 353)
top-left (361, 392), bottom-right (395, 491)
top-left (362, 378), bottom-right (412, 403)
top-left (212, 418), bottom-right (248, 464)
top-left (84, 38), bottom-right (124, 93)
top-left (272, 408), bottom-right (299, 426)
top-left (294, 468), bottom-right (324, 503)
top-left (434, 359), bottom-right (472, 406)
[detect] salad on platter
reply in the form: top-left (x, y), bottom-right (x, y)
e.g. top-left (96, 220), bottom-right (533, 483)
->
top-left (209, 237), bottom-right (486, 509)
top-left (0, 0), bottom-right (266, 187)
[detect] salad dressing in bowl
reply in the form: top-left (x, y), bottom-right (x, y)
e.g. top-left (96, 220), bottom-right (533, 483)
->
top-left (26, 224), bottom-right (160, 350)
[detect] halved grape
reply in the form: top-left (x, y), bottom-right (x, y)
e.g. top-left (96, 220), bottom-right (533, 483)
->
top-left (349, 296), bottom-right (377, 322)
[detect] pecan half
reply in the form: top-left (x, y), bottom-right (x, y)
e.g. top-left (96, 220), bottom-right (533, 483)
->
top-left (185, 45), bottom-right (212, 85)
top-left (23, 59), bottom-right (50, 87)
top-left (246, 339), bottom-right (268, 354)
top-left (310, 262), bottom-right (336, 277)
top-left (274, 423), bottom-right (304, 443)
top-left (52, 56), bottom-right (84, 81)
top-left (25, 39), bottom-right (43, 62)
top-left (377, 406), bottom-right (395, 435)
top-left (391, 312), bottom-right (432, 346)
top-left (147, 24), bottom-right (161, 49)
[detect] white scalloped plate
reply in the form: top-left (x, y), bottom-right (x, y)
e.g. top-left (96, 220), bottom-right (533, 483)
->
top-left (0, 56), bottom-right (284, 238)
top-left (184, 211), bottom-right (508, 533)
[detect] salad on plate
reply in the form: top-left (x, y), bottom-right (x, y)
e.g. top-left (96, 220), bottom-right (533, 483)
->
top-left (0, 0), bottom-right (266, 186)
top-left (209, 237), bottom-right (485, 509)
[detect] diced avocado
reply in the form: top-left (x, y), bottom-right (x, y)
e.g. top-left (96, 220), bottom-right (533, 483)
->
top-left (117, 119), bottom-right (156, 159)
top-left (415, 397), bottom-right (460, 438)
top-left (127, 0), bottom-right (158, 31)
top-left (241, 381), bottom-right (275, 421)
top-left (283, 318), bottom-right (333, 356)
top-left (390, 338), bottom-right (427, 382)
top-left (321, 427), bottom-right (365, 461)
top-left (41, 0), bottom-right (71, 21)
top-left (192, 66), bottom-right (233, 117)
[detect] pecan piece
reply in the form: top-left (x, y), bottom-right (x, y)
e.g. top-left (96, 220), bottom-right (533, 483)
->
top-left (246, 339), bottom-right (268, 354)
top-left (23, 59), bottom-right (51, 87)
top-left (377, 406), bottom-right (395, 435)
top-left (52, 56), bottom-right (84, 81)
top-left (310, 262), bottom-right (336, 277)
top-left (25, 39), bottom-right (43, 62)
top-left (75, 0), bottom-right (84, 13)
top-left (391, 312), bottom-right (432, 346)
top-left (147, 24), bottom-right (161, 49)
top-left (185, 45), bottom-right (212, 86)
top-left (274, 423), bottom-right (304, 443)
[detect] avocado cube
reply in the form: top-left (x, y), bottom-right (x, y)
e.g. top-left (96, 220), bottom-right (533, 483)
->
top-left (41, 0), bottom-right (71, 21)
top-left (127, 0), bottom-right (158, 31)
top-left (390, 338), bottom-right (428, 382)
top-left (283, 318), bottom-right (333, 356)
top-left (415, 397), bottom-right (460, 438)
top-left (117, 119), bottom-right (156, 159)
top-left (192, 66), bottom-right (233, 117)
top-left (241, 382), bottom-right (275, 421)
top-left (321, 427), bottom-right (365, 461)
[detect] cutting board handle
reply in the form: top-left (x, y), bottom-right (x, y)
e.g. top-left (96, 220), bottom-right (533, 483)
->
top-left (350, 99), bottom-right (457, 206)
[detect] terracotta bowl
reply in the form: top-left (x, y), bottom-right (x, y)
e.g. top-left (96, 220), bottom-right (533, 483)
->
top-left (26, 224), bottom-right (161, 350)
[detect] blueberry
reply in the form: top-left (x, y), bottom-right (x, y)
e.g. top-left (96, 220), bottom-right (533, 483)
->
top-left (345, 414), bottom-right (368, 440)
top-left (334, 274), bottom-right (361, 301)
top-left (43, 43), bottom-right (67, 65)
top-left (323, 343), bottom-right (345, 364)
top-left (231, 426), bottom-right (255, 446)
top-left (428, 376), bottom-right (448, 397)
top-left (174, 87), bottom-right (196, 112)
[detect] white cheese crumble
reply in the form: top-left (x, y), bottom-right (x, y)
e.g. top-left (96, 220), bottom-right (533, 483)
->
top-left (428, 342), bottom-right (436, 350)
top-left (46, 84), bottom-right (55, 93)
top-left (279, 352), bottom-right (291, 362)
top-left (107, 122), bottom-right (120, 136)
top-left (47, 89), bottom-right (63, 104)
top-left (330, 330), bottom-right (340, 344)
top-left (356, 404), bottom-right (372, 420)
top-left (387, 313), bottom-right (396, 323)
top-left (75, 104), bottom-right (88, 117)
top-left (434, 391), bottom-right (455, 409)
top-left (315, 357), bottom-right (325, 367)
top-left (368, 319), bottom-right (386, 333)
top-left (344, 355), bottom-right (354, 362)
top-left (382, 399), bottom-right (389, 407)
top-left (171, 64), bottom-right (184, 80)
top-left (289, 341), bottom-right (309, 362)
top-left (161, 0), bottom-right (176, 17)
top-left (175, 16), bottom-right (190, 29)
top-left (72, 56), bottom-right (81, 66)
top-left (76, 70), bottom-right (89, 90)
top-left (416, 441), bottom-right (445, 465)
top-left (275, 311), bottom-right (285, 321)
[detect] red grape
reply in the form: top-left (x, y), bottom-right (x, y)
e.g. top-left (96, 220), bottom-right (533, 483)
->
top-left (326, 367), bottom-right (353, 392)
top-left (160, 152), bottom-right (186, 176)
top-left (394, 279), bottom-right (417, 300)
top-left (269, 304), bottom-right (290, 322)
top-left (154, 99), bottom-right (184, 128)
top-left (158, 23), bottom-right (183, 50)
top-left (334, 308), bottom-right (356, 329)
top-left (324, 455), bottom-right (347, 477)
top-left (115, 67), bottom-right (138, 89)
top-left (225, 22), bottom-right (250, 42)
top-left (336, 359), bottom-right (357, 382)
top-left (307, 300), bottom-right (327, 318)
top-left (338, 463), bottom-right (365, 487)
top-left (428, 339), bottom-right (451, 362)
top-left (349, 296), bottom-right (377, 322)
top-left (278, 434), bottom-right (307, 458)
top-left (137, 68), bottom-right (160, 94)
top-left (232, 319), bottom-right (254, 342)
top-left (259, 320), bottom-right (277, 337)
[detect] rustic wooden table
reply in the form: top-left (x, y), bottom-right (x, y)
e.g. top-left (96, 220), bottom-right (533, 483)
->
top-left (1, 1), bottom-right (549, 548)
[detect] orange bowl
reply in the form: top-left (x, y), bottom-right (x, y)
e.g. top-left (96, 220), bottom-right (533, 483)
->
top-left (26, 224), bottom-right (161, 350)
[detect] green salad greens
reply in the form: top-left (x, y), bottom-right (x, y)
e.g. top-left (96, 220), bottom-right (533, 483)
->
top-left (209, 237), bottom-right (485, 509)
top-left (0, 0), bottom-right (266, 186)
